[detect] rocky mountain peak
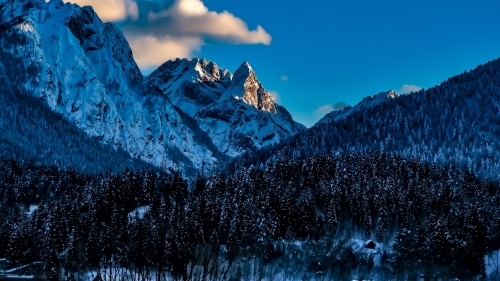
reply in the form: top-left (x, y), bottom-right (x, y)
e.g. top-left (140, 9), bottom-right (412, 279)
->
top-left (191, 58), bottom-right (221, 81)
top-left (223, 61), bottom-right (276, 113)
top-left (147, 58), bottom-right (232, 116)
top-left (149, 58), bottom-right (230, 87)
top-left (0, 0), bottom-right (306, 174)
top-left (375, 90), bottom-right (398, 100)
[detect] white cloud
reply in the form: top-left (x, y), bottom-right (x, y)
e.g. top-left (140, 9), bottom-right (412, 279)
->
top-left (129, 36), bottom-right (203, 69)
top-left (268, 90), bottom-right (280, 103)
top-left (394, 84), bottom-right (422, 95)
top-left (143, 0), bottom-right (272, 44)
top-left (67, 0), bottom-right (272, 69)
top-left (281, 75), bottom-right (288, 81)
top-left (65, 0), bottom-right (138, 22)
top-left (314, 102), bottom-right (348, 115)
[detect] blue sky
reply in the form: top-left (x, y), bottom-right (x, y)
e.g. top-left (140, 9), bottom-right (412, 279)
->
top-left (71, 0), bottom-right (500, 127)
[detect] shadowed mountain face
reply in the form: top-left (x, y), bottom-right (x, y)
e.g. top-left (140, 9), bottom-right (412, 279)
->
top-left (0, 0), bottom-right (304, 173)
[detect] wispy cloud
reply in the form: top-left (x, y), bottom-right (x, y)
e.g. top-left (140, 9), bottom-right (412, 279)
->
top-left (66, 0), bottom-right (272, 69)
top-left (129, 36), bottom-right (203, 69)
top-left (280, 75), bottom-right (289, 81)
top-left (394, 84), bottom-right (422, 95)
top-left (268, 90), bottom-right (280, 103)
top-left (66, 0), bottom-right (138, 22)
top-left (314, 102), bottom-right (348, 115)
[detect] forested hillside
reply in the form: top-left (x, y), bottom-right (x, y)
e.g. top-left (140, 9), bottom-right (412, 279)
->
top-left (2, 153), bottom-right (500, 280)
top-left (0, 91), bottom-right (155, 174)
top-left (233, 58), bottom-right (500, 182)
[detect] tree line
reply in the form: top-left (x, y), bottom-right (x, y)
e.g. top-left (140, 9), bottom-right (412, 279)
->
top-left (1, 152), bottom-right (500, 280)
top-left (232, 57), bottom-right (500, 183)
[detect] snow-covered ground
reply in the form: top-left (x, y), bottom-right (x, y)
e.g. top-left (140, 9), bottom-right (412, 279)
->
top-left (24, 205), bottom-right (38, 216)
top-left (486, 251), bottom-right (500, 280)
top-left (5, 264), bottom-right (32, 273)
top-left (127, 206), bottom-right (150, 220)
top-left (2, 275), bottom-right (34, 279)
top-left (65, 238), bottom-right (500, 281)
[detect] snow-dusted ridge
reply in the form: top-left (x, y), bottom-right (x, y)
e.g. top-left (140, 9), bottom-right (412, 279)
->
top-left (315, 90), bottom-right (399, 126)
top-left (148, 59), bottom-right (306, 157)
top-left (0, 0), bottom-right (216, 173)
top-left (0, 0), bottom-right (305, 172)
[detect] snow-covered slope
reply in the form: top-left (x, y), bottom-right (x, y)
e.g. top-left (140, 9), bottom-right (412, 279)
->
top-left (0, 0), bottom-right (217, 173)
top-left (316, 90), bottom-right (399, 125)
top-left (148, 59), bottom-right (306, 157)
top-left (147, 58), bottom-right (232, 117)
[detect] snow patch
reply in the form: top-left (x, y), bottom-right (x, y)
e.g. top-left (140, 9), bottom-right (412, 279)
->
top-left (17, 22), bottom-right (35, 32)
top-left (24, 205), bottom-right (38, 216)
top-left (486, 250), bottom-right (500, 278)
top-left (128, 206), bottom-right (150, 219)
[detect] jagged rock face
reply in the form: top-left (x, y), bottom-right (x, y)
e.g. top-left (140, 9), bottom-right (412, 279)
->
top-left (0, 0), bottom-right (217, 173)
top-left (224, 62), bottom-right (276, 113)
top-left (149, 59), bottom-right (306, 157)
top-left (256, 88), bottom-right (277, 112)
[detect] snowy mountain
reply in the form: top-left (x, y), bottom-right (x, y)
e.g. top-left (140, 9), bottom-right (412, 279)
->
top-left (0, 0), bottom-right (304, 173)
top-left (0, 0), bottom-right (303, 173)
top-left (0, 0), bottom-right (220, 173)
top-left (0, 86), bottom-right (156, 174)
top-left (147, 58), bottom-right (232, 117)
top-left (148, 59), bottom-right (306, 157)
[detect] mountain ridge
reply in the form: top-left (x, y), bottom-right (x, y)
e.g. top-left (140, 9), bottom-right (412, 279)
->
top-left (0, 0), bottom-right (304, 174)
top-left (233, 57), bottom-right (500, 182)
top-left (315, 90), bottom-right (399, 125)
top-left (148, 58), bottom-right (306, 158)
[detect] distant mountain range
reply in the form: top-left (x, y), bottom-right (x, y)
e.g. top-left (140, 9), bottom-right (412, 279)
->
top-left (0, 0), bottom-right (304, 174)
top-left (235, 57), bottom-right (500, 181)
top-left (2, 0), bottom-right (500, 181)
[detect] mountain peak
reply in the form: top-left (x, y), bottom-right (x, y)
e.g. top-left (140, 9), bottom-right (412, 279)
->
top-left (359, 90), bottom-right (399, 104)
top-left (150, 58), bottom-right (231, 85)
top-left (239, 61), bottom-right (252, 69)
top-left (232, 61), bottom-right (253, 82)
top-left (147, 58), bottom-right (232, 116)
top-left (375, 90), bottom-right (398, 99)
top-left (221, 61), bottom-right (276, 112)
